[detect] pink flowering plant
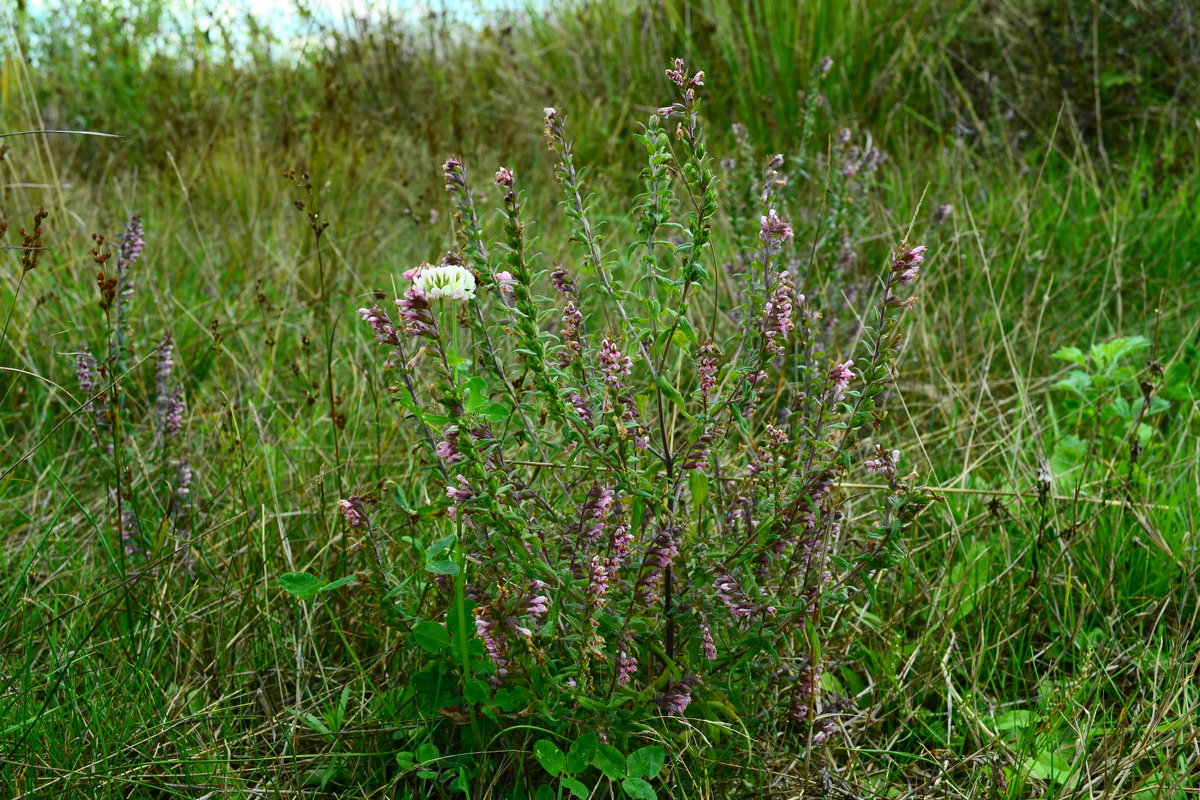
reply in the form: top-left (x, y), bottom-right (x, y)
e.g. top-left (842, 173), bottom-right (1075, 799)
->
top-left (344, 59), bottom-right (938, 794)
top-left (74, 215), bottom-right (198, 573)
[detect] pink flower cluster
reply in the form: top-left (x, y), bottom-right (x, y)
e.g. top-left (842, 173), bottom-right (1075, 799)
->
top-left (337, 496), bottom-right (370, 528)
top-left (828, 360), bottom-right (854, 402)
top-left (599, 337), bottom-right (633, 389)
top-left (762, 271), bottom-right (798, 356)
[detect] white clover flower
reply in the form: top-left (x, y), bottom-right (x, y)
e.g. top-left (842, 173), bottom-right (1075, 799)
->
top-left (412, 264), bottom-right (476, 301)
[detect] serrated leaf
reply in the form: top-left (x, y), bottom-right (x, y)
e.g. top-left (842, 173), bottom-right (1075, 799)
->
top-left (412, 621), bottom-right (451, 654)
top-left (626, 745), bottom-right (665, 778)
top-left (1109, 396), bottom-right (1135, 420)
top-left (533, 739), bottom-right (565, 777)
top-left (278, 572), bottom-right (323, 600)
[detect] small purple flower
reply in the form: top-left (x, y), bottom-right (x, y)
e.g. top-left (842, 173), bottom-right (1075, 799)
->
top-left (493, 271), bottom-right (517, 304)
top-left (155, 335), bottom-right (174, 393)
top-left (817, 56), bottom-right (833, 75)
top-left (396, 287), bottom-right (436, 337)
top-left (933, 203), bottom-right (953, 224)
top-left (358, 305), bottom-right (401, 347)
top-left (474, 613), bottom-right (510, 678)
top-left (759, 209), bottom-right (794, 244)
top-left (713, 566), bottom-right (776, 621)
top-left (446, 474), bottom-right (475, 504)
top-left (582, 484), bottom-right (616, 541)
top-left (683, 429), bottom-right (713, 471)
top-left (864, 447), bottom-right (900, 479)
top-left (338, 496), bottom-right (370, 528)
top-left (635, 527), bottom-right (678, 604)
top-left (76, 349), bottom-right (96, 403)
top-left (599, 338), bottom-right (633, 390)
top-left (494, 166), bottom-right (514, 187)
top-left (117, 214), bottom-right (144, 265)
top-left (587, 555), bottom-right (609, 608)
top-left (616, 644), bottom-right (638, 686)
top-left (505, 615), bottom-right (532, 638)
top-left (828, 360), bottom-right (855, 402)
top-left (890, 245), bottom-right (926, 285)
top-left (162, 395), bottom-right (184, 437)
top-left (664, 58), bottom-right (704, 90)
top-left (762, 271), bottom-right (799, 356)
top-left (442, 157), bottom-right (467, 192)
top-left (570, 392), bottom-right (593, 423)
top-left (611, 522), bottom-right (633, 562)
top-left (525, 580), bottom-right (549, 623)
top-left (550, 264), bottom-right (577, 299)
top-left (697, 342), bottom-right (718, 405)
top-left (436, 427), bottom-right (463, 464)
top-left (653, 675), bottom-right (699, 716)
top-left (701, 624), bottom-right (717, 661)
top-left (561, 302), bottom-right (584, 358)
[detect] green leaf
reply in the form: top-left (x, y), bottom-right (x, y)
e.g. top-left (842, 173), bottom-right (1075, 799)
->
top-left (688, 470), bottom-right (708, 506)
top-left (566, 732), bottom-right (599, 774)
top-left (533, 739), bottom-right (565, 777)
top-left (622, 777), bottom-right (657, 799)
top-left (463, 376), bottom-right (488, 412)
top-left (1051, 346), bottom-right (1086, 365)
top-left (804, 617), bottom-right (822, 665)
top-left (452, 767), bottom-right (470, 793)
top-left (463, 678), bottom-right (490, 705)
top-left (535, 786), bottom-right (555, 800)
top-left (994, 710), bottom-right (1035, 734)
top-left (318, 575), bottom-right (355, 593)
top-left (425, 534), bottom-right (457, 560)
top-left (1089, 336), bottom-right (1148, 371)
top-left (655, 375), bottom-right (693, 419)
top-left (593, 743), bottom-right (627, 780)
top-left (416, 742), bottom-right (440, 764)
top-left (1025, 749), bottom-right (1071, 783)
top-left (396, 751), bottom-right (415, 770)
top-left (425, 560), bottom-right (461, 575)
top-left (561, 777), bottom-right (589, 799)
top-left (494, 686), bottom-right (527, 713)
top-left (626, 745), bottom-right (665, 778)
top-left (1109, 396), bottom-right (1135, 420)
top-left (479, 401), bottom-right (511, 422)
top-left (412, 621), bottom-right (452, 654)
top-left (278, 572), bottom-right (324, 600)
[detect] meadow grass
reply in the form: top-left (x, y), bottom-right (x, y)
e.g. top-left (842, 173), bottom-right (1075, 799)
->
top-left (1, 1), bottom-right (1197, 797)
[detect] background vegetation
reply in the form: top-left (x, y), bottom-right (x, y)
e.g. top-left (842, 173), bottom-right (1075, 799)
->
top-left (1, 0), bottom-right (1197, 797)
